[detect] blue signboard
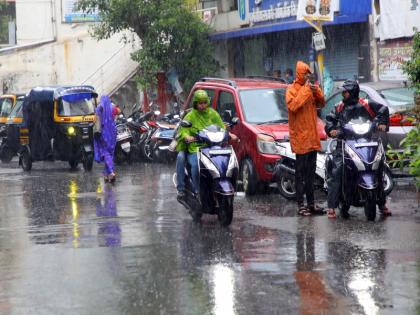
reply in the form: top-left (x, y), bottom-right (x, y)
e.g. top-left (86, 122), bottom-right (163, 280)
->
top-left (249, 0), bottom-right (298, 25)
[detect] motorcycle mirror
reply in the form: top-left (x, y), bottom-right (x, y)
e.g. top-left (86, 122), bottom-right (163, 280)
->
top-left (180, 120), bottom-right (192, 128)
top-left (231, 117), bottom-right (240, 125)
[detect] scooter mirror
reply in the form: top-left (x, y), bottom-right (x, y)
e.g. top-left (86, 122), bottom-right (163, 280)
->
top-left (180, 120), bottom-right (192, 128)
top-left (231, 117), bottom-right (240, 125)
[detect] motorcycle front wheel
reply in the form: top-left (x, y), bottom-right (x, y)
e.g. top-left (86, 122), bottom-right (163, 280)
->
top-left (364, 190), bottom-right (377, 221)
top-left (217, 195), bottom-right (234, 226)
top-left (277, 173), bottom-right (296, 199)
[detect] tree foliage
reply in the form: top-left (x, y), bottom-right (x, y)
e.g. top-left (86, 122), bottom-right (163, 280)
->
top-left (388, 29), bottom-right (420, 185)
top-left (76, 0), bottom-right (219, 91)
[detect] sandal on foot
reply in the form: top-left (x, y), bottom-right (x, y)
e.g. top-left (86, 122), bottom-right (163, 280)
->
top-left (308, 204), bottom-right (326, 215)
top-left (380, 206), bottom-right (392, 217)
top-left (327, 209), bottom-right (336, 219)
top-left (298, 206), bottom-right (311, 216)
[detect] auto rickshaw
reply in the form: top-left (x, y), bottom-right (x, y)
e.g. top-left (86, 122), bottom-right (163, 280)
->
top-left (20, 85), bottom-right (97, 171)
top-left (0, 93), bottom-right (25, 137)
top-left (0, 95), bottom-right (26, 163)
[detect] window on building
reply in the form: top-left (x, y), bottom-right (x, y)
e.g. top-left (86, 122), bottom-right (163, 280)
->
top-left (0, 1), bottom-right (16, 46)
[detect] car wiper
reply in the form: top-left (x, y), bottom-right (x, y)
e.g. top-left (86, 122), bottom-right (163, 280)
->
top-left (256, 119), bottom-right (288, 125)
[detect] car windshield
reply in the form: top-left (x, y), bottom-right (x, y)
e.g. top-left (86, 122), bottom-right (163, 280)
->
top-left (8, 99), bottom-right (24, 118)
top-left (239, 88), bottom-right (288, 124)
top-left (379, 87), bottom-right (415, 111)
top-left (0, 98), bottom-right (14, 117)
top-left (58, 93), bottom-right (95, 116)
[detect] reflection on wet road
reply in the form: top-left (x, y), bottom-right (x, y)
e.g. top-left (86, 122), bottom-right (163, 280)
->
top-left (0, 162), bottom-right (418, 314)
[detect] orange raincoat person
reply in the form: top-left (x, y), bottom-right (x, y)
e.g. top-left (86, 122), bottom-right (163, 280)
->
top-left (286, 61), bottom-right (325, 216)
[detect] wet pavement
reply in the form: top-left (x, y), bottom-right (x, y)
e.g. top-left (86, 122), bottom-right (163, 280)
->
top-left (0, 161), bottom-right (419, 315)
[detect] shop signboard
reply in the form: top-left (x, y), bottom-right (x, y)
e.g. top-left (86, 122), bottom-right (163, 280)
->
top-left (62, 0), bottom-right (100, 23)
top-left (378, 39), bottom-right (413, 81)
top-left (296, 0), bottom-right (338, 21)
top-left (249, 0), bottom-right (298, 25)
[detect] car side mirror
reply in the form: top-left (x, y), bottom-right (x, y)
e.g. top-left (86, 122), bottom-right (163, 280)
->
top-left (180, 120), bottom-right (192, 128)
top-left (223, 110), bottom-right (233, 123)
top-left (231, 117), bottom-right (240, 125)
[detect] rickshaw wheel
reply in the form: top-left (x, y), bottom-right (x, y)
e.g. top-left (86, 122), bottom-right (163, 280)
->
top-left (69, 159), bottom-right (78, 170)
top-left (83, 153), bottom-right (93, 171)
top-left (21, 151), bottom-right (32, 171)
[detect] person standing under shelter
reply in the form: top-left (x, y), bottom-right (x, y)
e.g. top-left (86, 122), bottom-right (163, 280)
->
top-left (286, 61), bottom-right (326, 216)
top-left (94, 95), bottom-right (117, 183)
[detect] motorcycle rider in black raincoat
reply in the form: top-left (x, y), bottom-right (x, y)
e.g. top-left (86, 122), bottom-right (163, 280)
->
top-left (324, 80), bottom-right (390, 219)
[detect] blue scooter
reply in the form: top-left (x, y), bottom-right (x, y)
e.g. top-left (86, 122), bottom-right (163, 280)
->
top-left (326, 116), bottom-right (389, 221)
top-left (174, 121), bottom-right (239, 226)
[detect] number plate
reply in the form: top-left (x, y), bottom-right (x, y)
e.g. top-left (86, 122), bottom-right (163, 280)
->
top-left (117, 131), bottom-right (130, 140)
top-left (209, 148), bottom-right (231, 155)
top-left (121, 142), bottom-right (130, 150)
top-left (355, 142), bottom-right (378, 148)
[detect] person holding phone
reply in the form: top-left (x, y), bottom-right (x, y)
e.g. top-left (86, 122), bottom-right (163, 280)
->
top-left (286, 61), bottom-right (326, 216)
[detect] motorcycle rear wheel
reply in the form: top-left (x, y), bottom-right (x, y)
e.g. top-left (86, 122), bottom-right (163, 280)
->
top-left (21, 150), bottom-right (32, 171)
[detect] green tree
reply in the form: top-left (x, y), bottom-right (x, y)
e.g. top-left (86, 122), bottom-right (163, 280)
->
top-left (396, 30), bottom-right (420, 185)
top-left (76, 0), bottom-right (219, 92)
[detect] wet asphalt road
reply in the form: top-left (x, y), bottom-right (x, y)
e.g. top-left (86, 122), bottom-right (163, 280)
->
top-left (0, 161), bottom-right (419, 315)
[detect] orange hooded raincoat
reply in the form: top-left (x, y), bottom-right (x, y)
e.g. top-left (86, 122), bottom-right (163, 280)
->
top-left (286, 61), bottom-right (325, 154)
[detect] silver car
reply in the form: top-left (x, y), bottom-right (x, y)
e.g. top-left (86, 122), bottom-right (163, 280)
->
top-left (321, 81), bottom-right (415, 149)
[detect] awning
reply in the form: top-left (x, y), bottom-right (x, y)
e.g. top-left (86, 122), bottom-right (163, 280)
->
top-left (209, 14), bottom-right (369, 41)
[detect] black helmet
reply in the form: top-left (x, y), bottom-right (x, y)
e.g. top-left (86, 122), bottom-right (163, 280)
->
top-left (341, 79), bottom-right (359, 99)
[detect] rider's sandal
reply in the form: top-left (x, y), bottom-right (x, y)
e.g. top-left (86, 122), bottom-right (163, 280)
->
top-left (381, 206), bottom-right (392, 217)
top-left (297, 206), bottom-right (311, 216)
top-left (308, 204), bottom-right (326, 215)
top-left (327, 209), bottom-right (337, 219)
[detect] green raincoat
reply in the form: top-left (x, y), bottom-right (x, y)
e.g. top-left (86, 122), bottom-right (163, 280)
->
top-left (177, 107), bottom-right (225, 153)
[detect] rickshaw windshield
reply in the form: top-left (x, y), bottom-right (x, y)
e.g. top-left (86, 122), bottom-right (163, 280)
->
top-left (9, 99), bottom-right (24, 118)
top-left (58, 93), bottom-right (95, 116)
top-left (0, 98), bottom-right (14, 117)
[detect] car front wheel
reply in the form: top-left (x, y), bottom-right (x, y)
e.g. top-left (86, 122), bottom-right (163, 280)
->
top-left (241, 159), bottom-right (258, 195)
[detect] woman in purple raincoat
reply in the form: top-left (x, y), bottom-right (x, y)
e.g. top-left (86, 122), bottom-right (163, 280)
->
top-left (94, 96), bottom-right (117, 182)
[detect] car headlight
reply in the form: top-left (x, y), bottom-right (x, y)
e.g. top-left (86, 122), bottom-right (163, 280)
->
top-left (67, 126), bottom-right (76, 136)
top-left (256, 134), bottom-right (282, 155)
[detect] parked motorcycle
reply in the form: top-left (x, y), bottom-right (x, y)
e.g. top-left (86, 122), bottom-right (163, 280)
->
top-left (149, 113), bottom-right (180, 162)
top-left (273, 137), bottom-right (394, 201)
top-left (173, 121), bottom-right (239, 226)
top-left (114, 114), bottom-right (133, 164)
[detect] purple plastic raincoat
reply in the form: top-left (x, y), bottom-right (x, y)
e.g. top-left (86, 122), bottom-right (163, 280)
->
top-left (94, 96), bottom-right (117, 175)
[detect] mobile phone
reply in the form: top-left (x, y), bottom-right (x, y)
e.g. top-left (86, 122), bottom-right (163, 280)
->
top-left (308, 74), bottom-right (316, 85)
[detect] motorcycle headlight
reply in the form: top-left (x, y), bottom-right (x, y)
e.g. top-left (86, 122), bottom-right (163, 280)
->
top-left (257, 134), bottom-right (282, 155)
top-left (351, 123), bottom-right (370, 135)
top-left (344, 144), bottom-right (365, 171)
top-left (67, 126), bottom-right (76, 136)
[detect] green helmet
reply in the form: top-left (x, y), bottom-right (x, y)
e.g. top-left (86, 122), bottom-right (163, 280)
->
top-left (192, 89), bottom-right (210, 108)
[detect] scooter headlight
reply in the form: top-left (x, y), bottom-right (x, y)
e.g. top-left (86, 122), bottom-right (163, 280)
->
top-left (351, 123), bottom-right (370, 135)
top-left (67, 126), bottom-right (76, 136)
top-left (344, 144), bottom-right (365, 171)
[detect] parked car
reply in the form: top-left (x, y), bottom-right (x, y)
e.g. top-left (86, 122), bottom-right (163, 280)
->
top-left (185, 77), bottom-right (327, 195)
top-left (321, 81), bottom-right (416, 149)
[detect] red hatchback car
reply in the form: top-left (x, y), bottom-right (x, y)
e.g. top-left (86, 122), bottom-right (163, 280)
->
top-left (184, 77), bottom-right (327, 195)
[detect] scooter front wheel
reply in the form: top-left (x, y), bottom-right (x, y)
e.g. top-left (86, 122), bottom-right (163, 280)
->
top-left (364, 190), bottom-right (377, 221)
top-left (217, 195), bottom-right (234, 226)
